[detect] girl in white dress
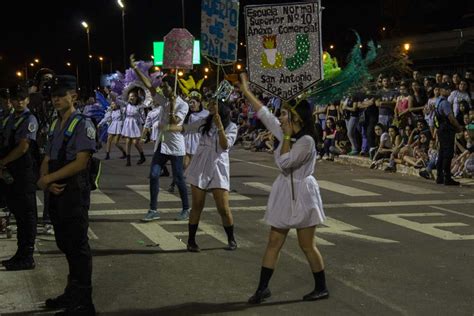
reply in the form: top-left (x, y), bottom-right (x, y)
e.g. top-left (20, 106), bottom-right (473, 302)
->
top-left (117, 88), bottom-right (147, 166)
top-left (98, 101), bottom-right (126, 160)
top-left (240, 74), bottom-right (329, 304)
top-left (184, 95), bottom-right (210, 168)
top-left (168, 100), bottom-right (238, 252)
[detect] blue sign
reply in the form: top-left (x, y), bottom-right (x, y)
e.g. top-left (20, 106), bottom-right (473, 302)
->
top-left (201, 0), bottom-right (239, 62)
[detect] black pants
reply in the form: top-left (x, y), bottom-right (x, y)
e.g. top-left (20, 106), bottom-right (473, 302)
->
top-left (6, 192), bottom-right (37, 251)
top-left (365, 114), bottom-right (378, 149)
top-left (49, 196), bottom-right (92, 287)
top-left (436, 129), bottom-right (455, 180)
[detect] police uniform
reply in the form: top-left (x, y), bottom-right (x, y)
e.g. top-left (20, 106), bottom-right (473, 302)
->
top-left (43, 76), bottom-right (97, 314)
top-left (0, 88), bottom-right (12, 209)
top-left (0, 85), bottom-right (39, 270)
top-left (435, 90), bottom-right (457, 184)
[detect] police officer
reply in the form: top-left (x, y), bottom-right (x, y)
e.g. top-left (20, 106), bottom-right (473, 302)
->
top-left (435, 83), bottom-right (464, 185)
top-left (37, 76), bottom-right (96, 315)
top-left (0, 84), bottom-right (38, 270)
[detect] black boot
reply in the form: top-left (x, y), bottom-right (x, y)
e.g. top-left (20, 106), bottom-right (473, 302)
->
top-left (119, 151), bottom-right (127, 159)
top-left (45, 275), bottom-right (74, 309)
top-left (137, 152), bottom-right (146, 165)
top-left (223, 225), bottom-right (237, 251)
top-left (248, 288), bottom-right (271, 304)
top-left (248, 267), bottom-right (273, 304)
top-left (105, 152), bottom-right (110, 160)
top-left (187, 224), bottom-right (200, 252)
top-left (303, 270), bottom-right (330, 301)
top-left (126, 155), bottom-right (131, 167)
top-left (1, 248), bottom-right (21, 266)
top-left (54, 283), bottom-right (96, 316)
top-left (4, 247), bottom-right (35, 271)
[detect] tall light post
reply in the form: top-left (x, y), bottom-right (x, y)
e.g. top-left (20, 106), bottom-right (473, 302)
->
top-left (117, 0), bottom-right (126, 70)
top-left (82, 21), bottom-right (92, 93)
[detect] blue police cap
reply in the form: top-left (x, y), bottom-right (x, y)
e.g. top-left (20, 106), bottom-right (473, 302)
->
top-left (50, 75), bottom-right (77, 94)
top-left (8, 84), bottom-right (29, 100)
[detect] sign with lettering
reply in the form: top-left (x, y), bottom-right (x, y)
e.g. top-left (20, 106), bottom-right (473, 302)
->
top-left (244, 1), bottom-right (322, 101)
top-left (163, 28), bottom-right (195, 70)
top-left (201, 0), bottom-right (240, 62)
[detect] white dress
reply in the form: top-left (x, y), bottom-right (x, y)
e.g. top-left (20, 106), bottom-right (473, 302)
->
top-left (98, 109), bottom-right (124, 135)
top-left (120, 102), bottom-right (146, 138)
top-left (184, 109), bottom-right (210, 155)
top-left (184, 118), bottom-right (238, 191)
top-left (257, 106), bottom-right (326, 229)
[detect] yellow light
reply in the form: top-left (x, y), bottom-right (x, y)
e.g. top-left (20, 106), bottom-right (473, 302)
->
top-left (81, 21), bottom-right (89, 29)
top-left (29, 63), bottom-right (35, 67)
top-left (204, 67), bottom-right (209, 73)
top-left (329, 45), bottom-right (334, 50)
top-left (99, 57), bottom-right (103, 61)
top-left (204, 75), bottom-right (208, 79)
top-left (66, 62), bottom-right (72, 67)
top-left (382, 27), bottom-right (386, 31)
top-left (404, 43), bottom-right (411, 51)
top-left (117, 0), bottom-right (124, 9)
top-left (154, 66), bottom-right (160, 71)
top-left (323, 53), bottom-right (328, 61)
top-left (236, 64), bottom-right (242, 70)
top-left (151, 55), bottom-right (154, 59)
top-left (359, 44), bottom-right (363, 48)
top-left (34, 59), bottom-right (40, 63)
top-left (89, 55), bottom-right (93, 59)
top-left (178, 71), bottom-right (184, 77)
top-left (16, 71), bottom-right (23, 77)
top-left (240, 42), bottom-right (244, 46)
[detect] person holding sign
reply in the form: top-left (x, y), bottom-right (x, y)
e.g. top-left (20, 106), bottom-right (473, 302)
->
top-left (167, 99), bottom-right (238, 252)
top-left (239, 73), bottom-right (329, 303)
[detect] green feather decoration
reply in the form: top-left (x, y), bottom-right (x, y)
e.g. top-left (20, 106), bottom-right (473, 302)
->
top-left (306, 32), bottom-right (377, 105)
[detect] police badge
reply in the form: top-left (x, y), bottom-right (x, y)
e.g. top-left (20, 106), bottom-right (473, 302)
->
top-left (86, 126), bottom-right (96, 140)
top-left (28, 122), bottom-right (37, 133)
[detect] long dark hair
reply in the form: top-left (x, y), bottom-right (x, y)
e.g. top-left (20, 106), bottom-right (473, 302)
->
top-left (184, 96), bottom-right (204, 124)
top-left (291, 99), bottom-right (318, 144)
top-left (199, 100), bottom-right (231, 136)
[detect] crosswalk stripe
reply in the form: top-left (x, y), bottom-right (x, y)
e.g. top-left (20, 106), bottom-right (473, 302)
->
top-left (244, 182), bottom-right (272, 192)
top-left (354, 179), bottom-right (441, 195)
top-left (127, 184), bottom-right (181, 202)
top-left (317, 180), bottom-right (380, 197)
top-left (131, 222), bottom-right (186, 250)
top-left (36, 189), bottom-right (114, 205)
top-left (87, 228), bottom-right (98, 240)
top-left (209, 192), bottom-right (251, 201)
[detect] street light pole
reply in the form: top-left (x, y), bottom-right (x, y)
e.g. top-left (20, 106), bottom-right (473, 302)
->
top-left (82, 21), bottom-right (92, 94)
top-left (117, 0), bottom-right (126, 70)
top-left (181, 0), bottom-right (185, 27)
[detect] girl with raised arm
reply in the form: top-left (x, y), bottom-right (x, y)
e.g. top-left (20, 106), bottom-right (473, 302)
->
top-left (239, 73), bottom-right (329, 304)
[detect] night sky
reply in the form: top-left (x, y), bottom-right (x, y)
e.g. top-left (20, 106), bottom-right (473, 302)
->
top-left (0, 0), bottom-right (470, 88)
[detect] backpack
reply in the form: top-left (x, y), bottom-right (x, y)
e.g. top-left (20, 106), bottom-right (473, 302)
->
top-left (49, 114), bottom-right (102, 191)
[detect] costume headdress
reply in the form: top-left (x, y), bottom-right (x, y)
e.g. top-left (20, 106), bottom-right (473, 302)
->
top-left (178, 75), bottom-right (205, 101)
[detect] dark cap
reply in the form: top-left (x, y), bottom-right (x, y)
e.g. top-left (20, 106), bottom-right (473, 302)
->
top-left (50, 75), bottom-right (77, 95)
top-left (8, 84), bottom-right (29, 100)
top-left (0, 88), bottom-right (9, 99)
top-left (438, 82), bottom-right (453, 90)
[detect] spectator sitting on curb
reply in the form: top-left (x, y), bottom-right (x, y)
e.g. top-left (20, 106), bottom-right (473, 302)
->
top-left (401, 131), bottom-right (431, 169)
top-left (322, 117), bottom-right (336, 159)
top-left (329, 120), bottom-right (351, 159)
top-left (370, 125), bottom-right (401, 170)
top-left (451, 130), bottom-right (473, 178)
top-left (419, 139), bottom-right (439, 180)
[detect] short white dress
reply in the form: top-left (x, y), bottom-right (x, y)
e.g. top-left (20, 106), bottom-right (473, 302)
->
top-left (120, 103), bottom-right (146, 138)
top-left (184, 118), bottom-right (238, 191)
top-left (98, 109), bottom-right (124, 135)
top-left (184, 109), bottom-right (210, 155)
top-left (257, 106), bottom-right (326, 229)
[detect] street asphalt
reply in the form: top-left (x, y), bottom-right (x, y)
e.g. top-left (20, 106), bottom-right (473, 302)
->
top-left (1, 143), bottom-right (473, 315)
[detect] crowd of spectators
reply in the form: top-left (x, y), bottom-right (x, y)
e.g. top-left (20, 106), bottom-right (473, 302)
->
top-left (226, 69), bottom-right (474, 181)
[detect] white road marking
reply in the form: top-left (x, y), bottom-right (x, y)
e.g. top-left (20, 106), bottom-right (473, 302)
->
top-left (36, 195), bottom-right (43, 206)
top-left (355, 179), bottom-right (441, 194)
top-left (244, 182), bottom-right (272, 192)
top-left (318, 180), bottom-right (380, 197)
top-left (429, 206), bottom-right (474, 219)
top-left (209, 192), bottom-right (251, 201)
top-left (131, 222), bottom-right (186, 251)
top-left (231, 158), bottom-right (279, 171)
top-left (371, 213), bottom-right (474, 241)
top-left (87, 228), bottom-right (98, 240)
top-left (127, 184), bottom-right (181, 202)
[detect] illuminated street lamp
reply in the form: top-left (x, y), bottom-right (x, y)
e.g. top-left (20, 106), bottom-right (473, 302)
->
top-left (81, 20), bottom-right (92, 92)
top-left (29, 63), bottom-right (35, 67)
top-left (117, 0), bottom-right (127, 70)
top-left (382, 27), bottom-right (386, 32)
top-left (404, 43), bottom-right (411, 52)
top-left (204, 67), bottom-right (209, 73)
top-left (154, 66), bottom-right (160, 71)
top-left (236, 64), bottom-right (242, 70)
top-left (329, 45), bottom-right (335, 50)
top-left (34, 59), bottom-right (40, 64)
top-left (99, 56), bottom-right (104, 75)
top-left (178, 71), bottom-right (184, 77)
top-left (66, 62), bottom-right (72, 67)
top-left (16, 71), bottom-right (23, 77)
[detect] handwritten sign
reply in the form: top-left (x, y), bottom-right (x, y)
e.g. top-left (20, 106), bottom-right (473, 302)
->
top-left (201, 0), bottom-right (239, 62)
top-left (245, 1), bottom-right (322, 101)
top-left (163, 28), bottom-right (195, 70)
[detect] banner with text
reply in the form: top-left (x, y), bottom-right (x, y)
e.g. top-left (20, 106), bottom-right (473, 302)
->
top-left (201, 0), bottom-right (240, 62)
top-left (245, 1), bottom-right (322, 101)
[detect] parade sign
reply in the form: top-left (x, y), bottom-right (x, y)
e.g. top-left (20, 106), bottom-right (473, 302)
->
top-left (163, 28), bottom-right (195, 70)
top-left (245, 1), bottom-right (322, 101)
top-left (201, 0), bottom-right (239, 62)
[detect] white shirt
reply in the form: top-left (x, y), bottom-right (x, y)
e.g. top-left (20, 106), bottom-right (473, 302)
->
top-left (257, 106), bottom-right (326, 229)
top-left (153, 95), bottom-right (189, 156)
top-left (448, 90), bottom-right (471, 117)
top-left (145, 107), bottom-right (162, 141)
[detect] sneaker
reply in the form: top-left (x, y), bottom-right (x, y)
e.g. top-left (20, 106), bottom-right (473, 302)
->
top-left (370, 161), bottom-right (377, 169)
top-left (141, 210), bottom-right (160, 222)
top-left (419, 170), bottom-right (431, 180)
top-left (302, 288), bottom-right (330, 301)
top-left (175, 209), bottom-right (190, 221)
top-left (44, 224), bottom-right (55, 235)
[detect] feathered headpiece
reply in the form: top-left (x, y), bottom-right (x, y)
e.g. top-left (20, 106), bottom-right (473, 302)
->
top-left (178, 75), bottom-right (205, 100)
